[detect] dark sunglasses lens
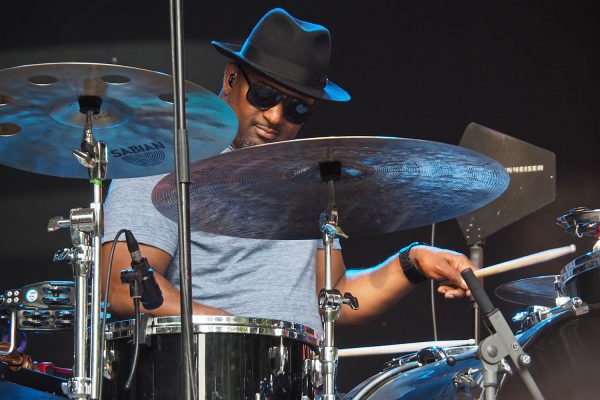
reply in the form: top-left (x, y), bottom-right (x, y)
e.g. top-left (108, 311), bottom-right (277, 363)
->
top-left (284, 98), bottom-right (313, 124)
top-left (247, 83), bottom-right (281, 109)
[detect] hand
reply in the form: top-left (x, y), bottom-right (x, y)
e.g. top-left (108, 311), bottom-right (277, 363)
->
top-left (410, 245), bottom-right (476, 299)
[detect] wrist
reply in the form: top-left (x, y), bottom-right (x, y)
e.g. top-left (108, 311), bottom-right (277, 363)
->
top-left (398, 242), bottom-right (428, 285)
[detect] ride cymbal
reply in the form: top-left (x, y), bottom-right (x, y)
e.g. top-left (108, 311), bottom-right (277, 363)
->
top-left (152, 136), bottom-right (509, 239)
top-left (0, 62), bottom-right (237, 178)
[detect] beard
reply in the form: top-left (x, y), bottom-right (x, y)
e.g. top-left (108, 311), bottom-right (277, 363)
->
top-left (233, 135), bottom-right (260, 149)
top-left (232, 122), bottom-right (275, 149)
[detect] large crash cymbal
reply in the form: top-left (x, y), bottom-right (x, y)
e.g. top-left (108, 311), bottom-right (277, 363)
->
top-left (495, 275), bottom-right (559, 307)
top-left (152, 136), bottom-right (510, 239)
top-left (0, 63), bottom-right (237, 178)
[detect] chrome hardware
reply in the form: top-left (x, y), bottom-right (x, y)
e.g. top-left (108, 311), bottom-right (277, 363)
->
top-left (268, 345), bottom-right (288, 377)
top-left (571, 297), bottom-right (589, 316)
top-left (303, 358), bottom-right (323, 390)
top-left (416, 346), bottom-right (447, 366)
top-left (103, 348), bottom-right (117, 380)
top-left (64, 376), bottom-right (91, 398)
top-left (48, 216), bottom-right (71, 232)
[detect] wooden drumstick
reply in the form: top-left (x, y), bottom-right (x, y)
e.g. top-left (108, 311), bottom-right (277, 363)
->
top-left (438, 244), bottom-right (576, 286)
top-left (474, 244), bottom-right (576, 278)
top-left (338, 339), bottom-right (477, 358)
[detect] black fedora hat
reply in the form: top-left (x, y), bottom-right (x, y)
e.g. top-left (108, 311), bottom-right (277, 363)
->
top-left (212, 8), bottom-right (350, 102)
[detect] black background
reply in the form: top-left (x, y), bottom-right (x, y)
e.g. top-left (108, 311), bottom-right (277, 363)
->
top-left (1, 0), bottom-right (599, 393)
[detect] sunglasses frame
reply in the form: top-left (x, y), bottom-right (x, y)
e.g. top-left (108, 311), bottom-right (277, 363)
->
top-left (237, 65), bottom-right (314, 125)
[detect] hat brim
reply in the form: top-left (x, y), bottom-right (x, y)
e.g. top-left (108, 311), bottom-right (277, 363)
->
top-left (212, 41), bottom-right (350, 102)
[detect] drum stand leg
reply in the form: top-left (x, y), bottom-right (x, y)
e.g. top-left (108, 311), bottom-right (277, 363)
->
top-left (318, 164), bottom-right (359, 400)
top-left (48, 97), bottom-right (108, 399)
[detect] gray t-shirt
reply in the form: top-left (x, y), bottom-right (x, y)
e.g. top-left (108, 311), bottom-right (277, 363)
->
top-left (103, 174), bottom-right (324, 334)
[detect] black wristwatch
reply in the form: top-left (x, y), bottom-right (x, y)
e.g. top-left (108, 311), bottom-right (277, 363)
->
top-left (398, 242), bottom-right (428, 284)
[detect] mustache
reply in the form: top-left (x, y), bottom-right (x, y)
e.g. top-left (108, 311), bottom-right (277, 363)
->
top-left (254, 122), bottom-right (280, 135)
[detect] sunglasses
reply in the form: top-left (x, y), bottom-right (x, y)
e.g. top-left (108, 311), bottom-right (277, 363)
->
top-left (237, 66), bottom-right (314, 125)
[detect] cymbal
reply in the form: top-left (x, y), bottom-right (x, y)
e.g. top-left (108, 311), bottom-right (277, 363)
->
top-left (495, 275), bottom-right (559, 307)
top-left (0, 63), bottom-right (237, 179)
top-left (152, 136), bottom-right (510, 239)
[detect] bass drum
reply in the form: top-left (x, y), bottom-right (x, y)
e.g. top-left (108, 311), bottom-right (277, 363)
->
top-left (343, 304), bottom-right (600, 400)
top-left (103, 316), bottom-right (320, 400)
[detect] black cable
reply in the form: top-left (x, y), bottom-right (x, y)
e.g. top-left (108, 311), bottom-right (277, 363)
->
top-left (100, 229), bottom-right (129, 369)
top-left (124, 297), bottom-right (141, 390)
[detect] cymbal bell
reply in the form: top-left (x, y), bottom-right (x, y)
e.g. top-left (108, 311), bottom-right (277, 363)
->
top-left (0, 62), bottom-right (237, 179)
top-left (152, 136), bottom-right (510, 239)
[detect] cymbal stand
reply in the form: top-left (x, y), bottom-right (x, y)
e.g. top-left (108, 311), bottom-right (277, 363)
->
top-left (48, 96), bottom-right (107, 399)
top-left (318, 161), bottom-right (359, 400)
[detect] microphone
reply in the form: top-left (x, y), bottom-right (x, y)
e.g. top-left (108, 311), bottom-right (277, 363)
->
top-left (124, 230), bottom-right (164, 310)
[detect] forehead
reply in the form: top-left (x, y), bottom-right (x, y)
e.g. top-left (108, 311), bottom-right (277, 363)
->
top-left (245, 67), bottom-right (315, 105)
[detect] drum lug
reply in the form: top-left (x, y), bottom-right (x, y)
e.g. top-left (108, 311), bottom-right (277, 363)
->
top-left (103, 348), bottom-right (117, 380)
top-left (303, 358), bottom-right (323, 394)
top-left (570, 297), bottom-right (589, 316)
top-left (268, 345), bottom-right (289, 376)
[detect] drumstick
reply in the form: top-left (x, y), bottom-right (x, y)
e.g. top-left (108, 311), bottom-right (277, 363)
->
top-left (338, 339), bottom-right (476, 358)
top-left (439, 244), bottom-right (576, 286)
top-left (474, 244), bottom-right (576, 278)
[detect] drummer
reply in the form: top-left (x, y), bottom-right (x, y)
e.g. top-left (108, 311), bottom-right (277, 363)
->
top-left (102, 8), bottom-right (474, 332)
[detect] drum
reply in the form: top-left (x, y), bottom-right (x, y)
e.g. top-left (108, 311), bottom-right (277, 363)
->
top-left (103, 316), bottom-right (320, 400)
top-left (343, 304), bottom-right (600, 400)
top-left (561, 250), bottom-right (600, 305)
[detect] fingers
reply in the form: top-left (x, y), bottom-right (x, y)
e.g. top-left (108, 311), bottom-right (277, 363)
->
top-left (438, 285), bottom-right (469, 299)
top-left (438, 258), bottom-right (469, 290)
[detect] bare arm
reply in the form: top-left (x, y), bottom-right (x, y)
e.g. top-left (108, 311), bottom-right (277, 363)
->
top-left (316, 245), bottom-right (474, 326)
top-left (101, 242), bottom-right (229, 318)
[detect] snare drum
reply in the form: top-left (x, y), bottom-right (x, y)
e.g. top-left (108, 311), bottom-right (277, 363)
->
top-left (344, 304), bottom-right (600, 400)
top-left (103, 316), bottom-right (320, 400)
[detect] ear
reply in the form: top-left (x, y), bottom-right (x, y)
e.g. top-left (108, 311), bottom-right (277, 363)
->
top-left (220, 62), bottom-right (238, 98)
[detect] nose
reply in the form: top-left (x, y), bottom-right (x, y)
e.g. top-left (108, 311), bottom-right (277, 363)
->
top-left (262, 101), bottom-right (285, 126)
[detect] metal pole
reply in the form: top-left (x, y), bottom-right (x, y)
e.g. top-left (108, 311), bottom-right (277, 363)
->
top-left (169, 0), bottom-right (195, 399)
top-left (469, 241), bottom-right (484, 344)
top-left (72, 231), bottom-right (91, 399)
top-left (429, 223), bottom-right (438, 341)
top-left (90, 183), bottom-right (103, 399)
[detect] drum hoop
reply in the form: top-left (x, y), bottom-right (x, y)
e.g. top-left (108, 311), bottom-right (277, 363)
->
top-left (560, 251), bottom-right (600, 289)
top-left (105, 315), bottom-right (320, 347)
top-left (516, 303), bottom-right (599, 348)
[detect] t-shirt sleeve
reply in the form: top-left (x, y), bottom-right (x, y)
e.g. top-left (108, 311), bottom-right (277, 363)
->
top-left (103, 175), bottom-right (178, 256)
top-left (316, 238), bottom-right (342, 250)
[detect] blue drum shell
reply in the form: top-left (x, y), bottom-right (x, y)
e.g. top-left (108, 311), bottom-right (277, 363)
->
top-left (344, 305), bottom-right (600, 399)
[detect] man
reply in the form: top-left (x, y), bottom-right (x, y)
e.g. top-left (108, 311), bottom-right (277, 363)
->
top-left (102, 8), bottom-right (473, 333)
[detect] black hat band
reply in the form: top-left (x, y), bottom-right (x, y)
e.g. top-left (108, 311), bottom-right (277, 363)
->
top-left (241, 42), bottom-right (327, 89)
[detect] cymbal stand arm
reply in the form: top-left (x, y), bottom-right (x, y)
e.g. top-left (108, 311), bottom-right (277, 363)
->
top-left (318, 165), bottom-right (357, 399)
